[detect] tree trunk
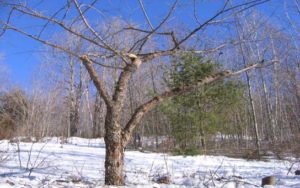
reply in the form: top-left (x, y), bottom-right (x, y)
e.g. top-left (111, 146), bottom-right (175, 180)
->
top-left (270, 36), bottom-right (279, 141)
top-left (200, 127), bottom-right (206, 153)
top-left (68, 59), bottom-right (82, 137)
top-left (69, 105), bottom-right (79, 136)
top-left (93, 93), bottom-right (103, 138)
top-left (69, 82), bottom-right (80, 137)
top-left (259, 69), bottom-right (276, 141)
top-left (104, 137), bottom-right (125, 185)
top-left (234, 15), bottom-right (262, 154)
top-left (104, 108), bottom-right (125, 185)
top-left (246, 70), bottom-right (261, 155)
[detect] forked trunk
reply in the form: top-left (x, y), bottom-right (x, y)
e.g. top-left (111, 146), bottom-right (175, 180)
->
top-left (104, 108), bottom-right (125, 185)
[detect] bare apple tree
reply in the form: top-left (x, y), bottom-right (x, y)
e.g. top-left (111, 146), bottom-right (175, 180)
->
top-left (1, 0), bottom-right (274, 185)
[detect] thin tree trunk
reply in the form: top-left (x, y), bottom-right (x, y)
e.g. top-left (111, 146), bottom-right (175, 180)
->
top-left (246, 73), bottom-right (261, 154)
top-left (150, 65), bottom-right (159, 149)
top-left (260, 69), bottom-right (276, 141)
top-left (234, 16), bottom-right (261, 155)
top-left (69, 60), bottom-right (78, 137)
top-left (270, 36), bottom-right (279, 141)
top-left (68, 59), bottom-right (82, 137)
top-left (200, 125), bottom-right (206, 153)
top-left (93, 93), bottom-right (102, 138)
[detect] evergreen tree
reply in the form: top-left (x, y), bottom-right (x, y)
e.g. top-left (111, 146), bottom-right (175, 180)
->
top-left (160, 54), bottom-right (245, 155)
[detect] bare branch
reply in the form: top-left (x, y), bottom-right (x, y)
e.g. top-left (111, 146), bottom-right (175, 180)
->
top-left (10, 4), bottom-right (106, 49)
top-left (139, 50), bottom-right (180, 62)
top-left (37, 2), bottom-right (71, 38)
top-left (138, 0), bottom-right (154, 31)
top-left (85, 55), bottom-right (124, 70)
top-left (112, 54), bottom-right (141, 109)
top-left (284, 1), bottom-right (300, 35)
top-left (193, 0), bottom-right (202, 25)
top-left (3, 23), bottom-right (79, 57)
top-left (125, 26), bottom-right (172, 36)
top-left (128, 0), bottom-right (178, 52)
top-left (175, 0), bottom-right (271, 49)
top-left (121, 60), bottom-right (274, 145)
top-left (72, 0), bottom-right (126, 62)
top-left (70, 0), bottom-right (98, 27)
top-left (139, 30), bottom-right (269, 63)
top-left (80, 55), bottom-right (112, 107)
top-left (0, 6), bottom-right (15, 38)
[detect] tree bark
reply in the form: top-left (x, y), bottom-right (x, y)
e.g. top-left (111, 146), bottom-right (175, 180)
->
top-left (104, 107), bottom-right (125, 185)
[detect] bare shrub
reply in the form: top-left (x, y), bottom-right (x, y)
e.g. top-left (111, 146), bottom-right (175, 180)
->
top-left (0, 114), bottom-right (14, 139)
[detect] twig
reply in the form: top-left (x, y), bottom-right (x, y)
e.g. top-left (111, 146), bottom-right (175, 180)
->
top-left (138, 0), bottom-right (154, 31)
top-left (287, 159), bottom-right (300, 175)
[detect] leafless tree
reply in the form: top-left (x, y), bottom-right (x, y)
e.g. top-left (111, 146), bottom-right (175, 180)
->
top-left (2, 0), bottom-right (274, 185)
top-left (227, 9), bottom-right (300, 154)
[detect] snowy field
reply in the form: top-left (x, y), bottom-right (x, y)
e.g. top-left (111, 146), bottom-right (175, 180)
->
top-left (0, 137), bottom-right (299, 188)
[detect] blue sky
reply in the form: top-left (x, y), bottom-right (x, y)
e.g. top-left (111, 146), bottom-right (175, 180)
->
top-left (0, 0), bottom-right (281, 91)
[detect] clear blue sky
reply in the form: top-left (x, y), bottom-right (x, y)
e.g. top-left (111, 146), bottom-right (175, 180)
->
top-left (0, 0), bottom-right (281, 91)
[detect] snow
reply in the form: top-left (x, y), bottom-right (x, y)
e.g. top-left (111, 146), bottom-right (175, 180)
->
top-left (0, 137), bottom-right (299, 187)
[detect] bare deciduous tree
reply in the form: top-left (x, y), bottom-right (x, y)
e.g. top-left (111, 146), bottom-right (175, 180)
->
top-left (2, 0), bottom-right (274, 185)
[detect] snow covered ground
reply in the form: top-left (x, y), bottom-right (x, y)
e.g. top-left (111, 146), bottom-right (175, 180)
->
top-left (0, 137), bottom-right (299, 188)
